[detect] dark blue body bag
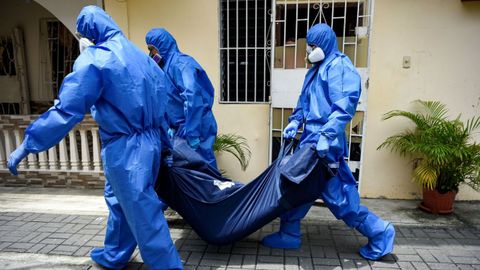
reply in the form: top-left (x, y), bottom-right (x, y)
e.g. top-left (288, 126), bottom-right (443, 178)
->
top-left (155, 139), bottom-right (333, 245)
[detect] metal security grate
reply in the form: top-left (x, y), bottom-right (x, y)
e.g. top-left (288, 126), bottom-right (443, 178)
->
top-left (0, 36), bottom-right (19, 115)
top-left (220, 0), bottom-right (273, 103)
top-left (0, 37), bottom-right (16, 76)
top-left (0, 103), bottom-right (19, 115)
top-left (41, 19), bottom-right (79, 99)
top-left (273, 0), bottom-right (370, 69)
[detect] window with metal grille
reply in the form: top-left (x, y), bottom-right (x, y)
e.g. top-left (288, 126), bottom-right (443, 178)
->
top-left (39, 19), bottom-right (79, 101)
top-left (219, 0), bottom-right (272, 103)
top-left (0, 37), bottom-right (16, 76)
top-left (0, 36), bottom-right (19, 115)
top-left (46, 20), bottom-right (79, 98)
top-left (274, 1), bottom-right (367, 70)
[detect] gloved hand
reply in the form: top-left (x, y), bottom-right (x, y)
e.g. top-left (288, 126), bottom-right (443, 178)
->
top-left (7, 143), bottom-right (29, 176)
top-left (316, 135), bottom-right (330, 158)
top-left (164, 154), bottom-right (173, 167)
top-left (187, 137), bottom-right (201, 150)
top-left (167, 128), bottom-right (174, 140)
top-left (283, 120), bottom-right (299, 139)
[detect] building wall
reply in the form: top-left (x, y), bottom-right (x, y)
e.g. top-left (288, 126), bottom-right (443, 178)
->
top-left (104, 0), bottom-right (271, 183)
top-left (0, 0), bottom-right (54, 102)
top-left (106, 0), bottom-right (480, 199)
top-left (361, 0), bottom-right (480, 200)
top-left (0, 0), bottom-right (99, 104)
top-left (103, 0), bottom-right (129, 38)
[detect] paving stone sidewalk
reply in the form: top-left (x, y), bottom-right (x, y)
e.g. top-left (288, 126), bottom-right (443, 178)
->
top-left (1, 207), bottom-right (480, 270)
top-left (0, 187), bottom-right (479, 269)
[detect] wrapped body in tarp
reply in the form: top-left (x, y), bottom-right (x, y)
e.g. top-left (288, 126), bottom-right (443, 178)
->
top-left (155, 139), bottom-right (333, 245)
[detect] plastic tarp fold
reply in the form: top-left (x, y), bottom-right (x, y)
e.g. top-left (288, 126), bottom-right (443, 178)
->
top-left (155, 139), bottom-right (332, 245)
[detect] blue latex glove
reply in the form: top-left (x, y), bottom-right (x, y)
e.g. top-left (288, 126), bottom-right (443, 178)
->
top-left (316, 135), bottom-right (330, 158)
top-left (187, 137), bottom-right (201, 150)
top-left (7, 143), bottom-right (29, 176)
top-left (283, 120), bottom-right (299, 139)
top-left (164, 154), bottom-right (173, 167)
top-left (167, 128), bottom-right (174, 140)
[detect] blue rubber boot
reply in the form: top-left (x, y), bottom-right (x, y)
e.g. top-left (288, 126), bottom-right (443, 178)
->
top-left (261, 204), bottom-right (312, 249)
top-left (261, 220), bottom-right (302, 249)
top-left (91, 246), bottom-right (135, 270)
top-left (356, 213), bottom-right (396, 260)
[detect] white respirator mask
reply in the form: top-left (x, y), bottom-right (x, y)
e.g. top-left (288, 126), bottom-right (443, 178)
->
top-left (79, 37), bottom-right (94, 53)
top-left (306, 45), bottom-right (325, 64)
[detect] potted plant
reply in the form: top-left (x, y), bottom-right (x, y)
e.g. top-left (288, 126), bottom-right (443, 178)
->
top-left (378, 100), bottom-right (480, 214)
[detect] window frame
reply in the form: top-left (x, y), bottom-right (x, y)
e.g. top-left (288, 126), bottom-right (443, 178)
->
top-left (218, 0), bottom-right (273, 104)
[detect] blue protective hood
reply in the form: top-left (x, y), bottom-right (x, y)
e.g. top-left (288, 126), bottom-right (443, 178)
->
top-left (289, 23), bottom-right (361, 164)
top-left (76, 5), bottom-right (122, 43)
top-left (145, 28), bottom-right (180, 61)
top-left (145, 27), bottom-right (218, 168)
top-left (306, 23), bottom-right (339, 57)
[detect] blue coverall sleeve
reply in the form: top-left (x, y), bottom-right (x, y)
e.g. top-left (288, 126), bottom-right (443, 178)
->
top-left (319, 58), bottom-right (361, 140)
top-left (177, 65), bottom-right (204, 140)
top-left (288, 97), bottom-right (304, 125)
top-left (23, 52), bottom-right (102, 153)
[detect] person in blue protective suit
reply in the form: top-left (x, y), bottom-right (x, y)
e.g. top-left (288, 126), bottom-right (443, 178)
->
top-left (145, 28), bottom-right (218, 169)
top-left (6, 6), bottom-right (183, 270)
top-left (261, 24), bottom-right (395, 261)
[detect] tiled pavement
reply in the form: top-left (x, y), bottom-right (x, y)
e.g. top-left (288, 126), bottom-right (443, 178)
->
top-left (1, 207), bottom-right (480, 270)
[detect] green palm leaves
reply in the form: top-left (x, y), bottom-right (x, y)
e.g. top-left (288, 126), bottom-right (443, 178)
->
top-left (214, 134), bottom-right (252, 171)
top-left (378, 100), bottom-right (480, 192)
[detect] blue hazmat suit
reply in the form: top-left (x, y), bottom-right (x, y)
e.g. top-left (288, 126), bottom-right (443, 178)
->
top-left (261, 24), bottom-right (395, 260)
top-left (145, 28), bottom-right (218, 168)
top-left (7, 6), bottom-right (183, 270)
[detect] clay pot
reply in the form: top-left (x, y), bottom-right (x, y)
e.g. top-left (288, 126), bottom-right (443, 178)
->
top-left (418, 188), bottom-right (457, 214)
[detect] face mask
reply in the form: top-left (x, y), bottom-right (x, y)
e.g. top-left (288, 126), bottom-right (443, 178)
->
top-left (306, 45), bottom-right (314, 54)
top-left (149, 51), bottom-right (163, 65)
top-left (307, 47), bottom-right (325, 64)
top-left (79, 37), bottom-right (94, 53)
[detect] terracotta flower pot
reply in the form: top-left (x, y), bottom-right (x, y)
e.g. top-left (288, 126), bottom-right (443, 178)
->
top-left (418, 188), bottom-right (457, 214)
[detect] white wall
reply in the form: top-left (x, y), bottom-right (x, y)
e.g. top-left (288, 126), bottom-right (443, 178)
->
top-left (361, 0), bottom-right (480, 200)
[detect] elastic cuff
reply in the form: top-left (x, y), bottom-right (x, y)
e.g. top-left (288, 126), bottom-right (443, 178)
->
top-left (290, 120), bottom-right (300, 128)
top-left (18, 140), bottom-right (30, 155)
